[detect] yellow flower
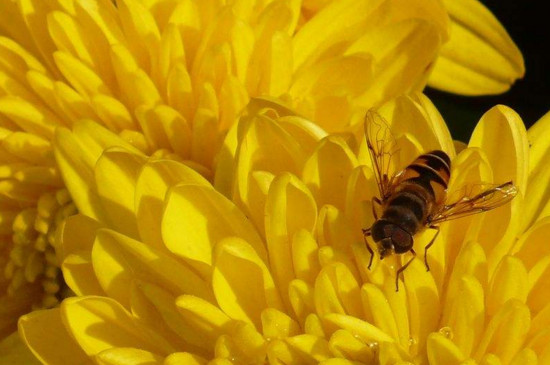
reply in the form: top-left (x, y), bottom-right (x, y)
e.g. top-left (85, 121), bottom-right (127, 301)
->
top-left (0, 0), bottom-right (455, 347)
top-left (19, 97), bottom-right (549, 364)
top-left (0, 0), bottom-right (525, 357)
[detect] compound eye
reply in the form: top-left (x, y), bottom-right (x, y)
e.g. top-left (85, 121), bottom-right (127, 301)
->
top-left (392, 228), bottom-right (412, 252)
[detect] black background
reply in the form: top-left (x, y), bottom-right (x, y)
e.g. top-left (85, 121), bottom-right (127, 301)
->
top-left (426, 0), bottom-right (549, 142)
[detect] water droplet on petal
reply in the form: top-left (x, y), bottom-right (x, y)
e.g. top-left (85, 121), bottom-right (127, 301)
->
top-left (367, 341), bottom-right (379, 353)
top-left (439, 326), bottom-right (454, 339)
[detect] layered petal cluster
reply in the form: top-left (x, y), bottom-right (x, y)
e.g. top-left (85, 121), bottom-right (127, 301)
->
top-left (0, 0), bottom-right (454, 341)
top-left (19, 97), bottom-right (550, 364)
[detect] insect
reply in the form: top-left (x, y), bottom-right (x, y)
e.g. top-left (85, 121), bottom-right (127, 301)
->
top-left (361, 110), bottom-right (518, 291)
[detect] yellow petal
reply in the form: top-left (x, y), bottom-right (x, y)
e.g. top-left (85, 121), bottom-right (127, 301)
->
top-left (117, 0), bottom-right (160, 72)
top-left (427, 333), bottom-right (465, 365)
top-left (135, 159), bottom-right (210, 250)
top-left (233, 106), bottom-right (310, 211)
top-left (162, 183), bottom-right (267, 277)
top-left (510, 348), bottom-right (538, 365)
top-left (288, 279), bottom-right (315, 326)
top-left (480, 354), bottom-right (502, 365)
top-left (403, 259), bottom-right (439, 355)
top-left (350, 19), bottom-right (441, 107)
top-left (488, 256), bottom-right (528, 315)
top-left (18, 308), bottom-right (92, 365)
top-left (474, 299), bottom-right (530, 364)
top-left (261, 308), bottom-right (301, 340)
top-left (323, 313), bottom-right (394, 344)
top-left (92, 228), bottom-right (212, 309)
top-left (0, 331), bottom-right (41, 365)
top-left (251, 31), bottom-right (293, 96)
top-left (469, 105), bottom-right (528, 193)
top-left (375, 94), bottom-right (455, 157)
top-left (95, 347), bottom-right (163, 365)
top-left (377, 340), bottom-right (412, 365)
top-left (53, 127), bottom-right (102, 220)
top-left (0, 96), bottom-right (58, 138)
top-left (286, 334), bottom-right (331, 363)
top-left (429, 0), bottom-right (524, 95)
top-left (303, 136), bottom-right (358, 210)
top-left (53, 50), bottom-right (112, 98)
top-left (361, 283), bottom-right (401, 345)
top-left (526, 262), bottom-right (550, 314)
top-left (319, 359), bottom-right (364, 365)
top-left (292, 0), bottom-right (384, 71)
top-left (17, 0), bottom-right (60, 73)
top-left (304, 313), bottom-right (325, 338)
top-left (0, 6), bottom-right (39, 59)
top-left (213, 321), bottom-right (266, 364)
top-left (133, 282), bottom-right (210, 354)
top-left (522, 111), bottom-right (550, 230)
top-left (289, 54), bottom-right (373, 130)
top-left (57, 214), bottom-right (104, 297)
top-left (265, 173), bottom-right (317, 305)
top-left (514, 216), bottom-right (550, 271)
top-left (92, 95), bottom-right (135, 132)
top-left (94, 149), bottom-right (145, 239)
top-left (328, 329), bottom-right (374, 363)
top-left (175, 294), bottom-right (232, 347)
top-left (314, 263), bottom-right (361, 318)
top-left (291, 229), bottom-right (321, 285)
top-left (163, 352), bottom-right (207, 365)
top-left (345, 166), bottom-right (377, 242)
top-left (61, 296), bottom-right (171, 356)
top-left (136, 105), bottom-right (192, 158)
top-left (442, 276), bottom-right (485, 357)
top-left (468, 106), bottom-right (527, 271)
top-left (110, 44), bottom-right (161, 109)
top-left (165, 62), bottom-right (194, 121)
top-left (212, 237), bottom-right (284, 328)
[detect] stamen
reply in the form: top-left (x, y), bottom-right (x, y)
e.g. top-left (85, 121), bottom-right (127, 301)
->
top-left (2, 188), bottom-right (75, 310)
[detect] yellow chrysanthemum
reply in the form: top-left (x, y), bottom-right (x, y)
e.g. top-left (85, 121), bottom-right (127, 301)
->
top-left (0, 0), bottom-right (525, 357)
top-left (18, 97), bottom-right (549, 364)
top-left (0, 0), bottom-right (457, 346)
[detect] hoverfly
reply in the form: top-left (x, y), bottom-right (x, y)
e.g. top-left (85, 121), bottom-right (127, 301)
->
top-left (361, 110), bottom-right (518, 291)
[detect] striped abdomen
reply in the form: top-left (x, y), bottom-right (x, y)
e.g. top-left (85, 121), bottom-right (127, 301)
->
top-left (381, 150), bottom-right (451, 234)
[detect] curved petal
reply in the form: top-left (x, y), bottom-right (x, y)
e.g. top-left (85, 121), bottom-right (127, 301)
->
top-left (18, 308), bottom-right (92, 365)
top-left (265, 173), bottom-right (317, 306)
top-left (303, 136), bottom-right (358, 210)
top-left (429, 0), bottom-right (524, 95)
top-left (522, 111), bottom-right (550, 231)
top-left (134, 159), bottom-right (210, 250)
top-left (162, 183), bottom-right (267, 277)
top-left (212, 237), bottom-right (284, 328)
top-left (95, 347), bottom-right (163, 365)
top-left (469, 105), bottom-right (528, 193)
top-left (426, 333), bottom-right (465, 365)
top-left (61, 296), bottom-right (172, 357)
top-left (0, 331), bottom-right (41, 365)
top-left (94, 148), bottom-right (146, 240)
top-left (91, 228), bottom-right (212, 309)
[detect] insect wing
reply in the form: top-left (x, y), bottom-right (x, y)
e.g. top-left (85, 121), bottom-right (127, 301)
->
top-left (428, 181), bottom-right (518, 224)
top-left (364, 110), bottom-right (399, 200)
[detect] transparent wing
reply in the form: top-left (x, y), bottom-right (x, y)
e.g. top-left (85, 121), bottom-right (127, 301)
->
top-left (428, 181), bottom-right (518, 224)
top-left (364, 109), bottom-right (399, 200)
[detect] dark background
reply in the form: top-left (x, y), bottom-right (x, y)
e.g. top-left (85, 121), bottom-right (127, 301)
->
top-left (426, 0), bottom-right (549, 142)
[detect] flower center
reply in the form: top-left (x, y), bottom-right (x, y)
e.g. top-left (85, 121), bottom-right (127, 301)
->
top-left (2, 189), bottom-right (75, 309)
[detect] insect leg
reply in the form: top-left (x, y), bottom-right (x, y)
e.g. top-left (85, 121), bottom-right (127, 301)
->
top-left (371, 197), bottom-right (382, 219)
top-left (424, 225), bottom-right (440, 272)
top-left (395, 249), bottom-right (416, 292)
top-left (362, 229), bottom-right (375, 270)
